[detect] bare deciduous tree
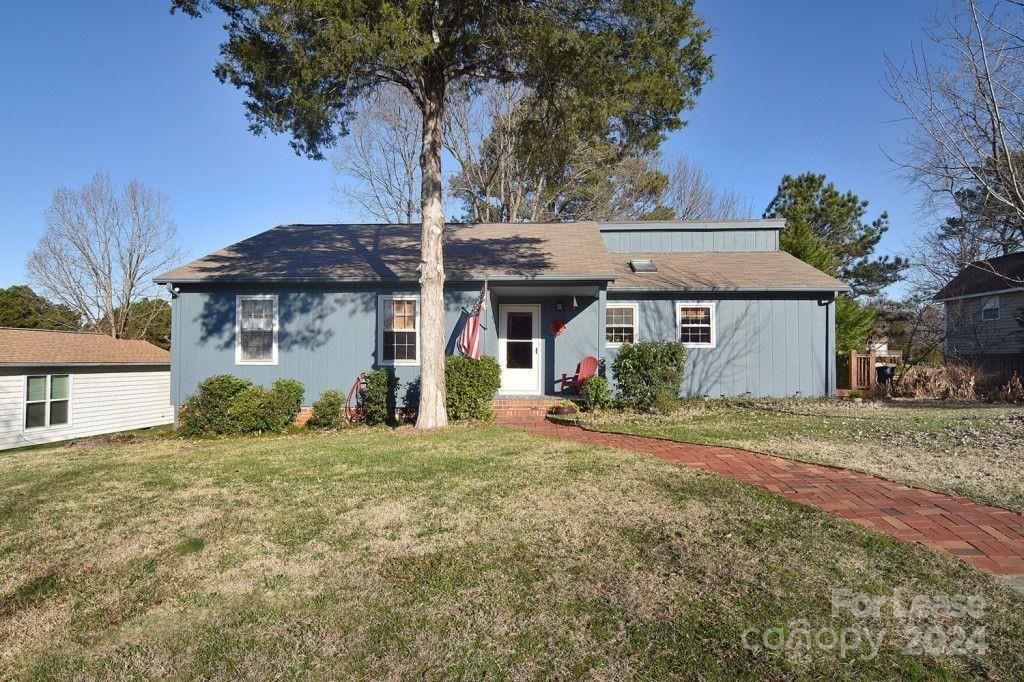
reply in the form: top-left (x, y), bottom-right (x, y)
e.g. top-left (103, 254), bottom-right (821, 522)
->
top-left (661, 156), bottom-right (752, 220)
top-left (888, 0), bottom-right (1024, 296)
top-left (336, 84), bottom-right (750, 225)
top-left (446, 83), bottom-right (551, 223)
top-left (26, 173), bottom-right (180, 341)
top-left (333, 87), bottom-right (423, 223)
top-left (887, 0), bottom-right (1024, 218)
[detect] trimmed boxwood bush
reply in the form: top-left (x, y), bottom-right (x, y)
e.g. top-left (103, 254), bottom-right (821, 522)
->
top-left (178, 374), bottom-right (306, 436)
top-left (178, 374), bottom-right (252, 436)
top-left (362, 369), bottom-right (398, 426)
top-left (224, 385), bottom-right (273, 433)
top-left (579, 375), bottom-right (612, 411)
top-left (611, 341), bottom-right (687, 412)
top-left (266, 379), bottom-right (305, 431)
top-left (307, 389), bottom-right (348, 430)
top-left (446, 355), bottom-right (501, 421)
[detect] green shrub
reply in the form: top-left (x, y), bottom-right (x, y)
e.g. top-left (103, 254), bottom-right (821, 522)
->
top-left (266, 379), bottom-right (305, 430)
top-left (363, 369), bottom-right (398, 425)
top-left (579, 375), bottom-right (612, 411)
top-left (179, 374), bottom-right (306, 436)
top-left (445, 355), bottom-right (501, 421)
top-left (652, 387), bottom-right (679, 415)
top-left (224, 385), bottom-right (274, 433)
top-left (612, 341), bottom-right (687, 412)
top-left (178, 374), bottom-right (252, 436)
top-left (307, 389), bottom-right (348, 430)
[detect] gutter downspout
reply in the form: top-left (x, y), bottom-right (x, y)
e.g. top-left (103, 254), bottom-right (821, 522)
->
top-left (819, 292), bottom-right (838, 396)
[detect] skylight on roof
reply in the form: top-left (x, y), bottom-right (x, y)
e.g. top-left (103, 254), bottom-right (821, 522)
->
top-left (629, 259), bottom-right (658, 273)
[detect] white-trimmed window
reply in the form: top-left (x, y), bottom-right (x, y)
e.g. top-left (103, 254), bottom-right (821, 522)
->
top-left (676, 302), bottom-right (716, 348)
top-left (981, 295), bottom-right (1000, 321)
top-left (378, 294), bottom-right (420, 365)
top-left (25, 374), bottom-right (71, 430)
top-left (236, 295), bottom-right (278, 365)
top-left (606, 303), bottom-right (639, 346)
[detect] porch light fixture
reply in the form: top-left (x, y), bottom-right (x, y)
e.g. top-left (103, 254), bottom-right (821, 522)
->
top-left (556, 301), bottom-right (564, 311)
top-left (571, 295), bottom-right (578, 308)
top-left (629, 259), bottom-right (658, 273)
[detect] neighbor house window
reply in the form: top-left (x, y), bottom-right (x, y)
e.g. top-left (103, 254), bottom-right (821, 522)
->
top-left (676, 302), bottom-right (716, 348)
top-left (25, 374), bottom-right (70, 429)
top-left (981, 295), bottom-right (1000, 321)
top-left (379, 295), bottom-right (419, 365)
top-left (606, 303), bottom-right (639, 346)
top-left (236, 295), bottom-right (278, 364)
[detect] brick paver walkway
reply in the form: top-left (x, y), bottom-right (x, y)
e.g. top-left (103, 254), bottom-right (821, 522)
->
top-left (499, 415), bottom-right (1024, 576)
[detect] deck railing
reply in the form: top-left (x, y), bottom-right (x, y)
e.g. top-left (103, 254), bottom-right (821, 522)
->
top-left (848, 350), bottom-right (903, 392)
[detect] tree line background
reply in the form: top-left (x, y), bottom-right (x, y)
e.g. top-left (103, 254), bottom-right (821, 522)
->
top-left (5, 0), bottom-right (1023, 374)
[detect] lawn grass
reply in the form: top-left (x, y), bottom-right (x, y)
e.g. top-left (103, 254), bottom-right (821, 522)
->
top-left (580, 399), bottom-right (1024, 513)
top-left (2, 425), bottom-right (1023, 678)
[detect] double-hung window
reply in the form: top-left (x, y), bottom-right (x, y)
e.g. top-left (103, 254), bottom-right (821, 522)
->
top-left (236, 295), bottom-right (278, 364)
top-left (605, 303), bottom-right (639, 346)
top-left (676, 302), bottom-right (716, 348)
top-left (25, 374), bottom-right (70, 429)
top-left (379, 295), bottom-right (419, 365)
top-left (981, 295), bottom-right (1000, 321)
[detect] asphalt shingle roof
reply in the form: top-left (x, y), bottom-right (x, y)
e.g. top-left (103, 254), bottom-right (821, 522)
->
top-left (933, 251), bottom-right (1024, 300)
top-left (0, 328), bottom-right (170, 366)
top-left (155, 223), bottom-right (616, 283)
top-left (155, 222), bottom-right (847, 292)
top-left (608, 251), bottom-right (849, 292)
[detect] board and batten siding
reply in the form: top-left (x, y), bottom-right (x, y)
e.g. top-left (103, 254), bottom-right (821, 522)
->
top-left (605, 293), bottom-right (836, 397)
top-left (0, 366), bottom-right (173, 451)
top-left (600, 227), bottom-right (780, 254)
top-left (170, 284), bottom-right (498, 409)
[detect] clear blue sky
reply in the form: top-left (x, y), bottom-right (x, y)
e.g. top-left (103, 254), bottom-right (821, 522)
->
top-left (0, 1), bottom-right (940, 289)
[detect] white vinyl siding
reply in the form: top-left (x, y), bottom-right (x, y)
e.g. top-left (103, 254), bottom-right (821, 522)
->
top-left (0, 368), bottom-right (172, 451)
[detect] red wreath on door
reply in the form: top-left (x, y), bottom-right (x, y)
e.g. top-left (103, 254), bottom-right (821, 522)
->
top-left (549, 317), bottom-right (566, 336)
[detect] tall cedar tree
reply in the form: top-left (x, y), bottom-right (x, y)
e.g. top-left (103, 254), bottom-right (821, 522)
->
top-left (172, 0), bottom-right (712, 427)
top-left (764, 173), bottom-right (907, 353)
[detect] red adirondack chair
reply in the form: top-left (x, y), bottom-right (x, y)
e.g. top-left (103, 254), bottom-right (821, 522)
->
top-left (559, 355), bottom-right (599, 394)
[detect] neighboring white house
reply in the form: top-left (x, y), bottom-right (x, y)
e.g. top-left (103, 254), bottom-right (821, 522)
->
top-left (0, 328), bottom-right (172, 451)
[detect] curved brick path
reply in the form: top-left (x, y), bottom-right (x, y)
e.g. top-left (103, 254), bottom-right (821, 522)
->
top-left (502, 415), bottom-right (1024, 576)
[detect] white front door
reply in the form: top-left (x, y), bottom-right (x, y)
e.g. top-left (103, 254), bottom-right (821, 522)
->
top-left (498, 304), bottom-right (542, 394)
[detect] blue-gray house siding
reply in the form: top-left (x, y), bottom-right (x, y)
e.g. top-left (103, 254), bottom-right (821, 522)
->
top-left (600, 220), bottom-right (782, 253)
top-left (170, 285), bottom-right (836, 408)
top-left (605, 293), bottom-right (835, 397)
top-left (161, 219), bottom-right (845, 410)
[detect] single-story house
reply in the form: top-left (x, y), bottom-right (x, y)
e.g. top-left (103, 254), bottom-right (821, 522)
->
top-left (0, 328), bottom-right (173, 451)
top-left (156, 219), bottom-right (847, 412)
top-left (934, 250), bottom-right (1024, 381)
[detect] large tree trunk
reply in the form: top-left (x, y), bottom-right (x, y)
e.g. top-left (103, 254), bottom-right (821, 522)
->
top-left (415, 81), bottom-right (449, 428)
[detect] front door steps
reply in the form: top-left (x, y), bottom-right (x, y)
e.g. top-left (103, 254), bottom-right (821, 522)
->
top-left (493, 396), bottom-right (569, 425)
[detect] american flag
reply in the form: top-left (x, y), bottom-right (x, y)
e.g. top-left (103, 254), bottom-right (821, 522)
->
top-left (457, 280), bottom-right (488, 360)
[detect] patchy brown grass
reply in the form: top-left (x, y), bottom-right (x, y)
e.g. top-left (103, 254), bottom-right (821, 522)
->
top-left (1, 425), bottom-right (1022, 678)
top-left (583, 399), bottom-right (1024, 513)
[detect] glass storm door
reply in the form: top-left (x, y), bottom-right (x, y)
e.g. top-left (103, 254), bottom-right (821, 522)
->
top-left (498, 304), bottom-right (542, 394)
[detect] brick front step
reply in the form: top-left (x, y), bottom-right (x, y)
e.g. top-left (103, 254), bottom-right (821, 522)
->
top-left (493, 396), bottom-right (570, 424)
